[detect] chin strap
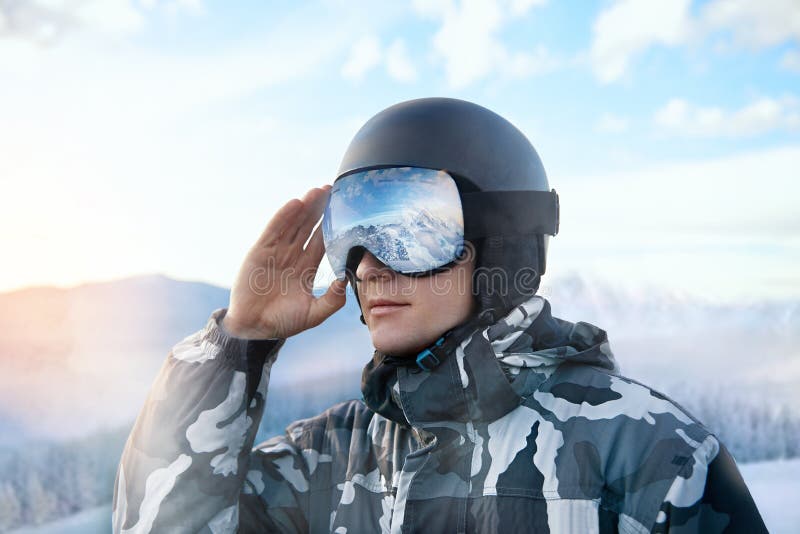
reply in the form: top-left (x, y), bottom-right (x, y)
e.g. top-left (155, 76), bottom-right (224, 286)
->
top-left (359, 306), bottom-right (496, 427)
top-left (343, 269), bottom-right (368, 325)
top-left (379, 308), bottom-right (496, 371)
top-left (414, 335), bottom-right (446, 371)
top-left (416, 308), bottom-right (496, 371)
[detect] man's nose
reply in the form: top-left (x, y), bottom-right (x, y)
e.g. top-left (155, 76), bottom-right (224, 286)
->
top-left (355, 250), bottom-right (393, 281)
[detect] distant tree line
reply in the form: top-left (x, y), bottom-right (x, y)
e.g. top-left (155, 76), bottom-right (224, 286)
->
top-left (0, 427), bottom-right (128, 532)
top-left (0, 377), bottom-right (359, 533)
top-left (665, 382), bottom-right (800, 463)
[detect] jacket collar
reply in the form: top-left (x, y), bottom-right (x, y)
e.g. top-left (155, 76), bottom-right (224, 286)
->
top-left (361, 295), bottom-right (617, 430)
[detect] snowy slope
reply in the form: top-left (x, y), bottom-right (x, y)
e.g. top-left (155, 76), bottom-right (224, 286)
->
top-left (739, 458), bottom-right (800, 534)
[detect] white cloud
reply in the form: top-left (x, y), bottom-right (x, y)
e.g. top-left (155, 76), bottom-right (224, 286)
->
top-left (0, 1), bottom-right (79, 44)
top-left (385, 38), bottom-right (418, 83)
top-left (412, 0), bottom-right (556, 89)
top-left (780, 49), bottom-right (800, 73)
top-left (568, 144), bottom-right (800, 239)
top-left (69, 0), bottom-right (145, 35)
top-left (590, 0), bottom-right (800, 83)
top-left (509, 0), bottom-right (547, 17)
top-left (590, 0), bottom-right (694, 84)
top-left (0, 2), bottom-right (399, 292)
top-left (341, 34), bottom-right (382, 82)
top-left (340, 35), bottom-right (420, 84)
top-left (0, 0), bottom-right (202, 44)
top-left (425, 0), bottom-right (504, 88)
top-left (551, 145), bottom-right (800, 301)
top-left (701, 0), bottom-right (800, 49)
top-left (654, 96), bottom-right (800, 137)
top-left (595, 112), bottom-right (630, 134)
top-left (411, 0), bottom-right (453, 18)
top-left (497, 44), bottom-right (560, 78)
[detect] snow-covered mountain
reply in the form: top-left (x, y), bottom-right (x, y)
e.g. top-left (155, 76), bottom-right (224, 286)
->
top-left (539, 274), bottom-right (800, 401)
top-left (0, 274), bottom-right (372, 444)
top-left (325, 207), bottom-right (462, 273)
top-left (0, 272), bottom-right (797, 445)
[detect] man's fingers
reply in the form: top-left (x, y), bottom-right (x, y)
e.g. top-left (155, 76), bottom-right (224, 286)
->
top-left (287, 187), bottom-right (330, 246)
top-left (306, 278), bottom-right (347, 329)
top-left (298, 225), bottom-right (326, 270)
top-left (255, 198), bottom-right (305, 249)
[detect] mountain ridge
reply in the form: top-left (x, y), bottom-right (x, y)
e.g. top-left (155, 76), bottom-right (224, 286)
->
top-left (1, 272), bottom-right (796, 444)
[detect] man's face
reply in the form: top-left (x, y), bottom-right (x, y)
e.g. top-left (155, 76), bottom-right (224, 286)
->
top-left (354, 248), bottom-right (477, 358)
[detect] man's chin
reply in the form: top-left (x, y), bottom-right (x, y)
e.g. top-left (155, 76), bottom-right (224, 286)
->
top-left (373, 337), bottom-right (432, 359)
top-left (374, 344), bottom-right (415, 358)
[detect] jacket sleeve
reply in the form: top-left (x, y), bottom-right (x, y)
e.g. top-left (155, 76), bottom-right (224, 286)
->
top-left (112, 307), bottom-right (313, 533)
top-left (651, 435), bottom-right (768, 533)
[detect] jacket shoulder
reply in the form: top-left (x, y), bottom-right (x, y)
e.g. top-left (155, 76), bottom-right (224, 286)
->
top-left (539, 362), bottom-right (709, 432)
top-left (532, 363), bottom-right (717, 494)
top-left (531, 364), bottom-right (723, 530)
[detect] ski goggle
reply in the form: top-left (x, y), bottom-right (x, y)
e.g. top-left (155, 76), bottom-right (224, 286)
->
top-left (322, 167), bottom-right (466, 280)
top-left (322, 166), bottom-right (561, 280)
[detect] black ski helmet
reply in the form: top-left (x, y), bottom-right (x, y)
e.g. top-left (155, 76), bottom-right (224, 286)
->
top-left (336, 97), bottom-right (559, 320)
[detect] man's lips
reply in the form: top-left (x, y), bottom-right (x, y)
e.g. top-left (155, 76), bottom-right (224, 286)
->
top-left (368, 299), bottom-right (410, 317)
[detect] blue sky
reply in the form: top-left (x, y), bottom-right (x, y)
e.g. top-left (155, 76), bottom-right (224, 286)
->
top-left (0, 0), bottom-right (797, 302)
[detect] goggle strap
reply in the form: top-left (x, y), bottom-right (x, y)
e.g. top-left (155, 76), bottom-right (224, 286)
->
top-left (461, 189), bottom-right (559, 238)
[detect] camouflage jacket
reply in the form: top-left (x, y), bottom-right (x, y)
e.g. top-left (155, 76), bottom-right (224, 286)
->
top-left (113, 295), bottom-right (766, 533)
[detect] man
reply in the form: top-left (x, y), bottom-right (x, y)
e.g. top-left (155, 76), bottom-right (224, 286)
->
top-left (113, 98), bottom-right (766, 532)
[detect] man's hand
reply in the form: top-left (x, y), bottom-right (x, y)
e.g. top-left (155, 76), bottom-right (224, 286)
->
top-left (223, 185), bottom-right (347, 339)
